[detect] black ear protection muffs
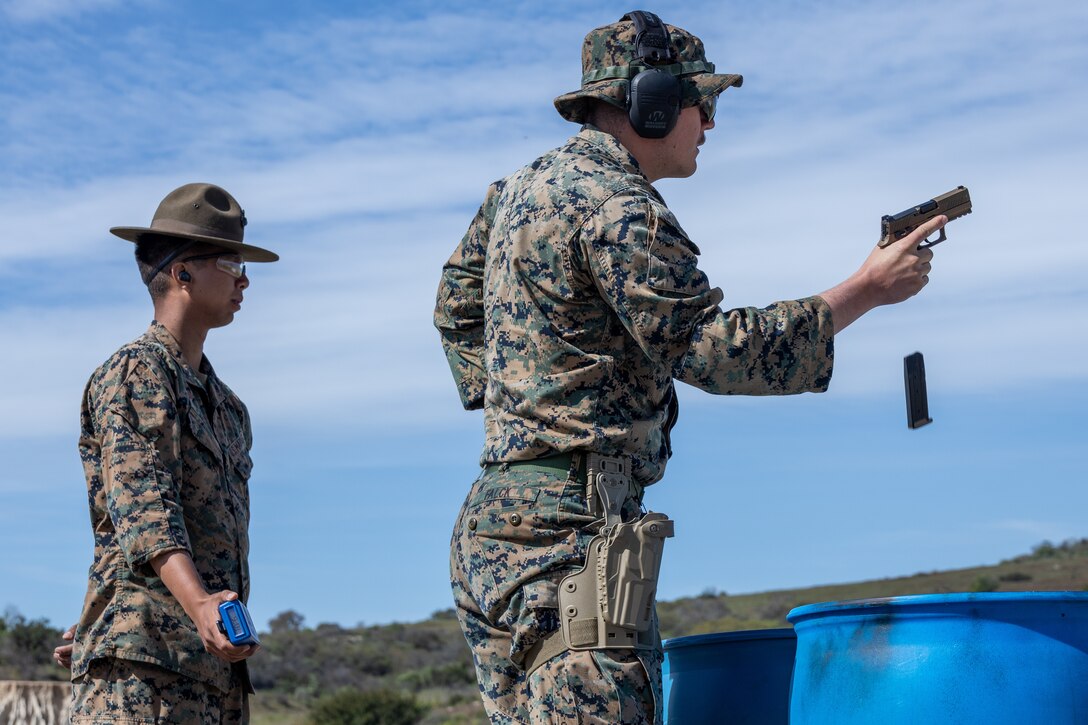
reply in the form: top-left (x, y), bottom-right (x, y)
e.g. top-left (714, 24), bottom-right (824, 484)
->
top-left (625, 11), bottom-right (681, 138)
top-left (178, 270), bottom-right (192, 282)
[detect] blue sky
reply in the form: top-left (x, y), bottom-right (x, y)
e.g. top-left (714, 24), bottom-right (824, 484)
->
top-left (1, 0), bottom-right (1085, 633)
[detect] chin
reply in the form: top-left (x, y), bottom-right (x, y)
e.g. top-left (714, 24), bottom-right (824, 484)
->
top-left (210, 313), bottom-right (236, 329)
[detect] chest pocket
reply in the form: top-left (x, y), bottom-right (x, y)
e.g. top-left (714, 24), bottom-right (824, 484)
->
top-left (185, 400), bottom-right (224, 461)
top-left (645, 205), bottom-right (708, 296)
top-left (226, 435), bottom-right (253, 481)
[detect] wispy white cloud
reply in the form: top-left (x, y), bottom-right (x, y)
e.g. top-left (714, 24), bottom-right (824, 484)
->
top-left (0, 7), bottom-right (573, 184)
top-left (2, 0), bottom-right (1086, 436)
top-left (0, 0), bottom-right (138, 23)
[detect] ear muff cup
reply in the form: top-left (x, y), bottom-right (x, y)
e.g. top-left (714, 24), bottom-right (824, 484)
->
top-left (628, 67), bottom-right (681, 138)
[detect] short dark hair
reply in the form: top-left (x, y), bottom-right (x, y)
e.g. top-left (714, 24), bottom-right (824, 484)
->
top-left (585, 99), bottom-right (629, 136)
top-left (135, 234), bottom-right (185, 299)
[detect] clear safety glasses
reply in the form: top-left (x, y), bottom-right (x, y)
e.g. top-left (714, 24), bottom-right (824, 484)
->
top-left (181, 252), bottom-right (247, 279)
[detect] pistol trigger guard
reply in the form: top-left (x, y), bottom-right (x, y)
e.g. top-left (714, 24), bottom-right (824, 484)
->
top-left (918, 228), bottom-right (947, 250)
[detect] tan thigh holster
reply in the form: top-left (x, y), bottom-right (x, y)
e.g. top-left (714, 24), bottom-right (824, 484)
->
top-left (521, 454), bottom-right (674, 674)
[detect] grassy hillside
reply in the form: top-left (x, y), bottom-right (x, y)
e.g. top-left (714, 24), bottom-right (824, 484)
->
top-left (658, 538), bottom-right (1088, 638)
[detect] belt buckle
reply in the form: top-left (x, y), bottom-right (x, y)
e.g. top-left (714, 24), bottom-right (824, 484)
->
top-left (586, 453), bottom-right (630, 526)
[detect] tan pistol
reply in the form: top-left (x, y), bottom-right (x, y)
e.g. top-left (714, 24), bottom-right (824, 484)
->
top-left (879, 186), bottom-right (972, 249)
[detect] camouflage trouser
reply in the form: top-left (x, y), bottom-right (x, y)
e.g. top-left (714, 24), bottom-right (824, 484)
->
top-left (451, 461), bottom-right (662, 725)
top-left (71, 656), bottom-right (248, 724)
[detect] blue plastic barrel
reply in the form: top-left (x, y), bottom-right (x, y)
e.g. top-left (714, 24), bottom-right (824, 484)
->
top-left (661, 628), bottom-right (796, 724)
top-left (788, 592), bottom-right (1088, 724)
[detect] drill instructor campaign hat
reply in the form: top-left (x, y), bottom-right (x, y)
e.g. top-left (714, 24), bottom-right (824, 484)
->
top-left (554, 12), bottom-right (743, 124)
top-left (111, 182), bottom-right (279, 262)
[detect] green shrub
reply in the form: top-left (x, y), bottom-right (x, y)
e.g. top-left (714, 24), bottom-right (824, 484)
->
top-left (0, 608), bottom-right (66, 681)
top-left (309, 688), bottom-right (427, 725)
top-left (970, 576), bottom-right (999, 593)
top-left (1032, 541), bottom-right (1058, 558)
top-left (998, 571), bottom-right (1032, 583)
top-left (397, 661), bottom-right (477, 691)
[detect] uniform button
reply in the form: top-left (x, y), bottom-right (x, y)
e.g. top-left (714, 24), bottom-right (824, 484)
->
top-left (509, 513), bottom-right (522, 526)
top-left (467, 517), bottom-right (478, 531)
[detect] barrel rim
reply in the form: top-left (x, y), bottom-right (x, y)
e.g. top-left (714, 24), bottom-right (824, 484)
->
top-left (663, 627), bottom-right (796, 651)
top-left (787, 591), bottom-right (1088, 623)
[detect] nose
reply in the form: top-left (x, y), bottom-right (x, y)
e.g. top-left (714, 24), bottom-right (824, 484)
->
top-left (703, 115), bottom-right (716, 131)
top-left (236, 273), bottom-right (249, 291)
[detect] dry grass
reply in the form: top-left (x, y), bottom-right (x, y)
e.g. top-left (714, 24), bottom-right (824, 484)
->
top-left (659, 540), bottom-right (1088, 638)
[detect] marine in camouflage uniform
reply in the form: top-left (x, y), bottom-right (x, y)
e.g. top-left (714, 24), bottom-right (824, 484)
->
top-left (435, 11), bottom-right (941, 725)
top-left (71, 183), bottom-right (279, 724)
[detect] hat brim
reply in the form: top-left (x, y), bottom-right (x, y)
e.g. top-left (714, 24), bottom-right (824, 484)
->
top-left (688, 72), bottom-right (743, 101)
top-left (110, 226), bottom-right (279, 262)
top-left (554, 80), bottom-right (628, 124)
top-left (554, 72), bottom-right (743, 125)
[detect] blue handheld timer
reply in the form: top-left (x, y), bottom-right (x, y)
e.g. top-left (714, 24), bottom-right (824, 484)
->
top-left (217, 600), bottom-right (260, 646)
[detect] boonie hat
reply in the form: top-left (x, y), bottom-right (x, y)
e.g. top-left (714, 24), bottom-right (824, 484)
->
top-left (111, 183), bottom-right (278, 262)
top-left (554, 12), bottom-right (743, 125)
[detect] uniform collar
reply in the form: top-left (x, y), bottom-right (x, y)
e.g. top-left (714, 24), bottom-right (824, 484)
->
top-left (575, 125), bottom-right (646, 179)
top-left (145, 321), bottom-right (223, 405)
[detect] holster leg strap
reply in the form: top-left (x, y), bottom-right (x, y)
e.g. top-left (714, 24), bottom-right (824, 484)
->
top-left (522, 628), bottom-right (569, 676)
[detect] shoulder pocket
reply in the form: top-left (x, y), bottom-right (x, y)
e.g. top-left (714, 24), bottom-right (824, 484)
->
top-left (645, 205), bottom-right (707, 296)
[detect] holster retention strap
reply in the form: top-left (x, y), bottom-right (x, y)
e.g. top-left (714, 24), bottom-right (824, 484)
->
top-left (586, 452), bottom-right (632, 529)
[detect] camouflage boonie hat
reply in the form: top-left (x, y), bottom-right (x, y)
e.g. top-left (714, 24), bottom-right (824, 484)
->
top-left (554, 12), bottom-right (743, 124)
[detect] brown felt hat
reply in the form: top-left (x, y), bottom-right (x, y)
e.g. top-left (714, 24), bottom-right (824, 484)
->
top-left (111, 183), bottom-right (278, 262)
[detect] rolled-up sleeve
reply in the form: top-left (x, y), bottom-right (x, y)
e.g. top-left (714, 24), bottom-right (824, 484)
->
top-left (581, 191), bottom-right (834, 395)
top-left (98, 359), bottom-right (191, 567)
top-left (434, 180), bottom-right (505, 410)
